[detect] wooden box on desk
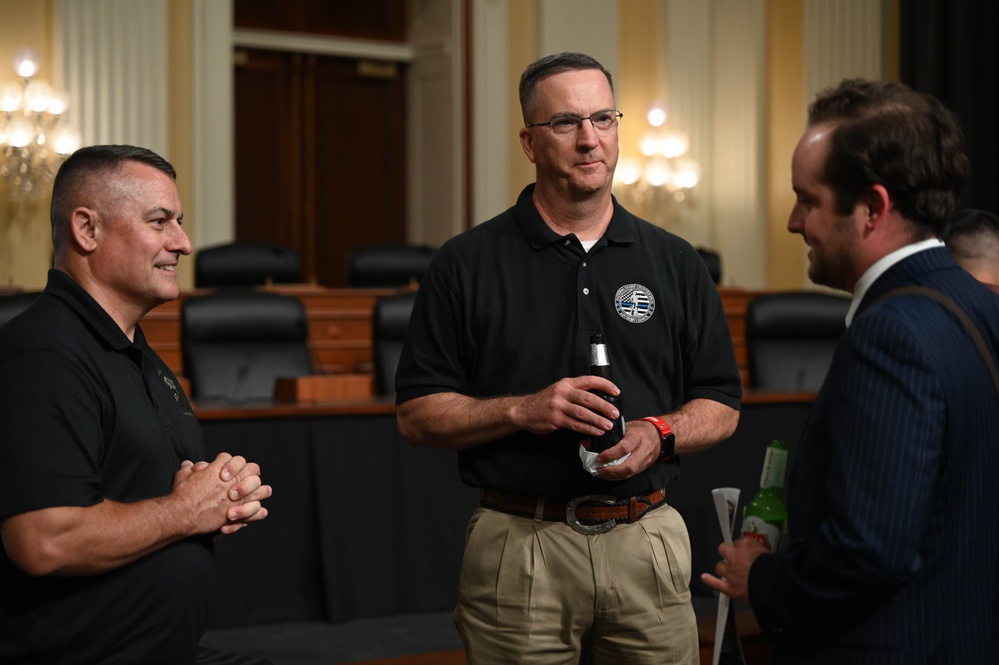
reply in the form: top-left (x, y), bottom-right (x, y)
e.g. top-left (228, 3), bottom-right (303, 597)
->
top-left (273, 374), bottom-right (374, 402)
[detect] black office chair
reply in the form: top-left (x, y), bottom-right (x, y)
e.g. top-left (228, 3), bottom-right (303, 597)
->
top-left (746, 291), bottom-right (851, 392)
top-left (195, 242), bottom-right (302, 289)
top-left (0, 291), bottom-right (42, 329)
top-left (347, 243), bottom-right (436, 288)
top-left (372, 290), bottom-right (418, 396)
top-left (181, 291), bottom-right (314, 402)
top-left (696, 247), bottom-right (722, 285)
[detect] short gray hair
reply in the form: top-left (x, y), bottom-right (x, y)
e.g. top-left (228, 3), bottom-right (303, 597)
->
top-left (50, 144), bottom-right (176, 257)
top-left (518, 52), bottom-right (614, 123)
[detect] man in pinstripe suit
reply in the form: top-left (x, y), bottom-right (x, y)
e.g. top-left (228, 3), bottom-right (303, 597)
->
top-left (703, 79), bottom-right (999, 663)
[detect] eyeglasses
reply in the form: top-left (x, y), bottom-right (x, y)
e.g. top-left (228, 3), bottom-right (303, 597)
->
top-left (526, 110), bottom-right (623, 136)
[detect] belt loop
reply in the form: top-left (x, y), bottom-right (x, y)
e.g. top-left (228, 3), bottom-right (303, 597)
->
top-left (628, 496), bottom-right (640, 523)
top-left (534, 497), bottom-right (545, 522)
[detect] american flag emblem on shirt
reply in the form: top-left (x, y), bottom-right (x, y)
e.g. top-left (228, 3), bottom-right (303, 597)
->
top-left (614, 284), bottom-right (656, 323)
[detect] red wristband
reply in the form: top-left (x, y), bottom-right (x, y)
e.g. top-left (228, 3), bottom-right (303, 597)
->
top-left (639, 416), bottom-right (675, 461)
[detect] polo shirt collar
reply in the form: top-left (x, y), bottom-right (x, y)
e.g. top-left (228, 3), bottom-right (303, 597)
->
top-left (45, 268), bottom-right (145, 353)
top-left (512, 183), bottom-right (638, 249)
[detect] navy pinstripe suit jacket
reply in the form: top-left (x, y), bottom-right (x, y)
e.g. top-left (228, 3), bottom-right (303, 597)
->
top-left (748, 247), bottom-right (999, 664)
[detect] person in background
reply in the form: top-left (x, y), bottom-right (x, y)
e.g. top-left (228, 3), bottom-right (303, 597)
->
top-left (395, 52), bottom-right (742, 664)
top-left (941, 207), bottom-right (999, 292)
top-left (702, 79), bottom-right (999, 662)
top-left (0, 145), bottom-right (273, 665)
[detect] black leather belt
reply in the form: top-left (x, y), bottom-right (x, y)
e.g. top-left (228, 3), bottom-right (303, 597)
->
top-left (480, 488), bottom-right (667, 535)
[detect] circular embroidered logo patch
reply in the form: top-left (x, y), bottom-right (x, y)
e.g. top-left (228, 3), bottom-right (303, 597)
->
top-left (614, 284), bottom-right (656, 323)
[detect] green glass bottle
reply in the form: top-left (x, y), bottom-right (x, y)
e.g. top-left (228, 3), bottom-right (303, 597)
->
top-left (741, 439), bottom-right (788, 552)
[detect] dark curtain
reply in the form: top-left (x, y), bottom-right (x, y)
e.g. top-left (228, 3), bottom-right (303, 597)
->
top-left (900, 0), bottom-right (999, 214)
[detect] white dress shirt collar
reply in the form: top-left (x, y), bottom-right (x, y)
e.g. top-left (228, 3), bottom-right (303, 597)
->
top-left (845, 238), bottom-right (945, 327)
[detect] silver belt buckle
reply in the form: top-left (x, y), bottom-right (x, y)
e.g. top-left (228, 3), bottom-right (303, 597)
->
top-left (565, 494), bottom-right (620, 535)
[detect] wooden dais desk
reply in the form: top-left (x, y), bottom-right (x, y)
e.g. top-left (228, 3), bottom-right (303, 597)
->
top-left (0, 284), bottom-right (765, 390)
top-left (137, 285), bottom-right (767, 391)
top-left (141, 285), bottom-right (405, 381)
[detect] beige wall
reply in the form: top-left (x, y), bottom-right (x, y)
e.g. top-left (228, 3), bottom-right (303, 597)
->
top-left (1, 0), bottom-right (898, 292)
top-left (0, 0), bottom-right (54, 289)
top-left (0, 0), bottom-right (199, 290)
top-left (765, 0), bottom-right (806, 289)
top-left (506, 0), bottom-right (537, 201)
top-left (617, 0), bottom-right (660, 198)
top-left (167, 0), bottom-right (197, 290)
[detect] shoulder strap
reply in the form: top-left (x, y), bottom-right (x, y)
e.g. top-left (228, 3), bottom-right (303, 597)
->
top-left (874, 285), bottom-right (999, 399)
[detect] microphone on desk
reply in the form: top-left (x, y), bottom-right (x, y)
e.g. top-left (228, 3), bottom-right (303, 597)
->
top-left (232, 361), bottom-right (256, 402)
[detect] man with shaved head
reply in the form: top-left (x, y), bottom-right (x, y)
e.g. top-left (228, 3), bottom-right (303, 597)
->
top-left (942, 207), bottom-right (999, 292)
top-left (0, 145), bottom-right (272, 664)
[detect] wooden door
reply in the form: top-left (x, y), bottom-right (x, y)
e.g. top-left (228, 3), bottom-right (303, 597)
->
top-left (234, 49), bottom-right (407, 286)
top-left (234, 0), bottom-right (406, 41)
top-left (310, 56), bottom-right (406, 287)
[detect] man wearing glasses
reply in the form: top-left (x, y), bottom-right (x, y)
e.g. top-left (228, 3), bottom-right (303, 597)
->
top-left (397, 52), bottom-right (741, 664)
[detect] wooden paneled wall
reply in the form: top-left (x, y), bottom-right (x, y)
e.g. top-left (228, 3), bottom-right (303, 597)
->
top-left (141, 286), bottom-right (399, 380)
top-left (138, 286), bottom-right (763, 389)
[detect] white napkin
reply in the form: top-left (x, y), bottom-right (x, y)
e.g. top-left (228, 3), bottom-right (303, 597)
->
top-left (578, 444), bottom-right (631, 476)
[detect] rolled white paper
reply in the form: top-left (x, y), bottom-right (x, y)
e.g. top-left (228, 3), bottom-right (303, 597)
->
top-left (710, 487), bottom-right (741, 665)
top-left (712, 487), bottom-right (741, 543)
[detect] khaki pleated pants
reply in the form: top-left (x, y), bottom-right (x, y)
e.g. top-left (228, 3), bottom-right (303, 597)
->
top-left (455, 502), bottom-right (699, 665)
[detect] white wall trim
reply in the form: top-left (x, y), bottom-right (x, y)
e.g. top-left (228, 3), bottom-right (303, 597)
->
top-left (57, 0), bottom-right (169, 156)
top-left (536, 0), bottom-right (619, 77)
top-left (801, 0), bottom-right (887, 284)
top-left (804, 0), bottom-right (887, 103)
top-left (192, 0), bottom-right (235, 248)
top-left (233, 29), bottom-right (415, 62)
top-left (471, 0), bottom-right (509, 224)
top-left (406, 0), bottom-right (466, 246)
top-left (710, 0), bottom-right (767, 289)
top-left (665, 0), bottom-right (713, 248)
top-left (666, 0), bottom-right (767, 288)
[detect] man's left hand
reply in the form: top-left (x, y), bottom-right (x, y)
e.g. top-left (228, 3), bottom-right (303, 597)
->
top-left (589, 419), bottom-right (661, 480)
top-left (700, 537), bottom-right (770, 603)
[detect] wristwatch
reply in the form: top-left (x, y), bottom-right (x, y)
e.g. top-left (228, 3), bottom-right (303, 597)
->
top-left (639, 416), bottom-right (675, 462)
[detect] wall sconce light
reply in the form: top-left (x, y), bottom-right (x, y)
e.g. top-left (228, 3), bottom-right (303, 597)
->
top-left (0, 47), bottom-right (81, 199)
top-left (613, 101), bottom-right (700, 227)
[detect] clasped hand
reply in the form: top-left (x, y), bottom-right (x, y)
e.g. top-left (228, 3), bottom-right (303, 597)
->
top-left (174, 453), bottom-right (272, 536)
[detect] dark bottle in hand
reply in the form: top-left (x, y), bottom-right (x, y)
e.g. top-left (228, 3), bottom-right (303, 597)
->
top-left (589, 333), bottom-right (627, 451)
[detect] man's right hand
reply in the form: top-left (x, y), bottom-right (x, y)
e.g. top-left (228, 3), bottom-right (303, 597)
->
top-left (398, 375), bottom-right (621, 450)
top-left (511, 375), bottom-right (621, 438)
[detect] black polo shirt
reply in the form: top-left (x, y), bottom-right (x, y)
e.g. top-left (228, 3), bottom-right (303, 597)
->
top-left (396, 184), bottom-right (742, 500)
top-left (0, 270), bottom-right (213, 665)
